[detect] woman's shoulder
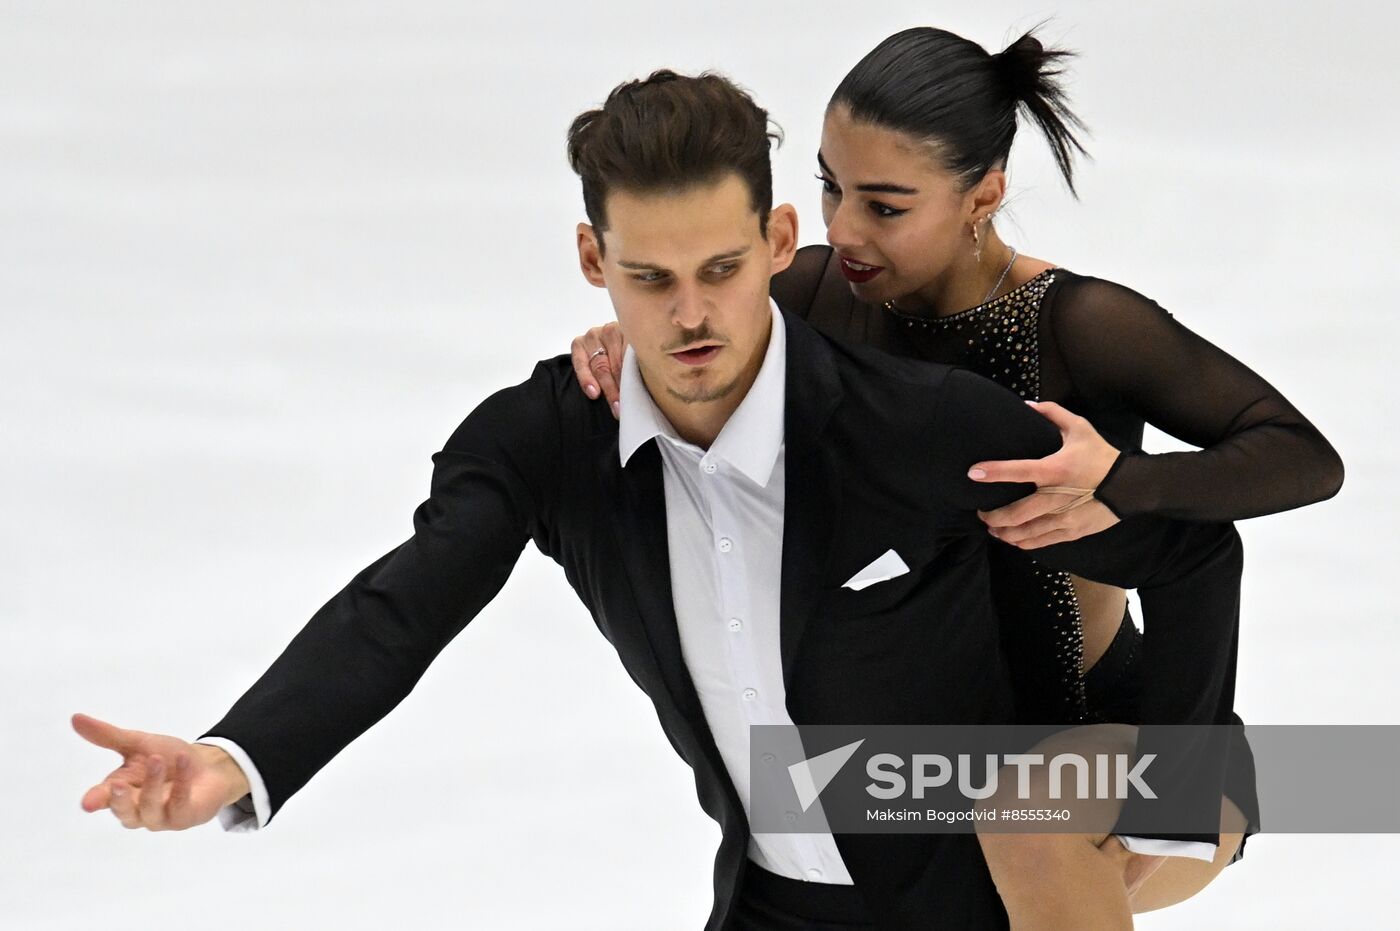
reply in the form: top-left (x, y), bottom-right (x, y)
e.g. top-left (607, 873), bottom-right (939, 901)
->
top-left (770, 243), bottom-right (836, 318)
top-left (1039, 267), bottom-right (1173, 331)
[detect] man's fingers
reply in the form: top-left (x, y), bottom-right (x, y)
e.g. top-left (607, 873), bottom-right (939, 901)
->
top-left (81, 758), bottom-right (144, 812)
top-left (137, 755), bottom-right (169, 829)
top-left (73, 712), bottom-right (151, 816)
top-left (71, 713), bottom-right (136, 754)
top-left (81, 782), bottom-right (111, 813)
top-left (966, 459), bottom-right (1045, 485)
top-left (108, 781), bottom-right (143, 829)
top-left (166, 753), bottom-right (193, 824)
top-left (570, 337), bottom-right (601, 399)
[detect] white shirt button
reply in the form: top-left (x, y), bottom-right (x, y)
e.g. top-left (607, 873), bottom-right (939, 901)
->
top-left (742, 688), bottom-right (757, 701)
top-left (703, 462), bottom-right (718, 474)
top-left (717, 537), bottom-right (733, 553)
top-left (728, 618), bottom-right (743, 632)
top-left (806, 868), bottom-right (824, 881)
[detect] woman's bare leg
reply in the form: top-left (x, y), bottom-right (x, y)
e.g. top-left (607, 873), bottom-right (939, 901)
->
top-left (979, 828), bottom-right (1136, 929)
top-left (1122, 796), bottom-right (1247, 913)
top-left (1069, 575), bottom-right (1127, 672)
top-left (975, 725), bottom-right (1247, 928)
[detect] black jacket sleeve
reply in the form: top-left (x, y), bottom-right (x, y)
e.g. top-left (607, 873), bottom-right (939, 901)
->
top-left (927, 367), bottom-right (1064, 514)
top-left (199, 363), bottom-right (562, 823)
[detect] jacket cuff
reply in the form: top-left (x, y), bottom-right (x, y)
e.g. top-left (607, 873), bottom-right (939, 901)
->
top-left (1114, 834), bottom-right (1217, 862)
top-left (194, 736), bottom-right (271, 831)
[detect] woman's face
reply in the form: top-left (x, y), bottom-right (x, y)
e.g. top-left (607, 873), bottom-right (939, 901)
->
top-left (817, 103), bottom-right (991, 306)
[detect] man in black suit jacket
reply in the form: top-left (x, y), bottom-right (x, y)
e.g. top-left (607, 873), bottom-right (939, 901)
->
top-left (76, 71), bottom-right (1242, 929)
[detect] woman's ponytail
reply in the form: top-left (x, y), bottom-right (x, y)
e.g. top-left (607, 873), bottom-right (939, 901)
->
top-left (995, 29), bottom-right (1088, 195)
top-left (831, 24), bottom-right (1090, 197)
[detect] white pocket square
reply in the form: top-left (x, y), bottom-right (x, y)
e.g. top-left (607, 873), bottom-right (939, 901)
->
top-left (842, 549), bottom-right (911, 591)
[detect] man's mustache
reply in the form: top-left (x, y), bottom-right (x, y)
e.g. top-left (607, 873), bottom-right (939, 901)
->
top-left (664, 323), bottom-right (729, 353)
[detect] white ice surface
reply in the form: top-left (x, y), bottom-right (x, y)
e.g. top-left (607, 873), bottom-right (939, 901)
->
top-left (9, 2), bottom-right (1398, 928)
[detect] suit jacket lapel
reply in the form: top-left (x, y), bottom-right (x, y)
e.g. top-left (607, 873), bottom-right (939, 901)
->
top-left (778, 312), bottom-right (845, 687)
top-left (598, 435), bottom-right (706, 723)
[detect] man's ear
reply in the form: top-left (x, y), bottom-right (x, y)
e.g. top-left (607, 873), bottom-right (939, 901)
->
top-left (766, 203), bottom-right (799, 276)
top-left (576, 223), bottom-right (607, 288)
top-left (967, 168), bottom-right (1007, 222)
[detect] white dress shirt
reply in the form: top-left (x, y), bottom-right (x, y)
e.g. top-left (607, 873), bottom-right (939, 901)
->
top-left (616, 299), bottom-right (853, 883)
top-left (199, 298), bottom-right (1214, 864)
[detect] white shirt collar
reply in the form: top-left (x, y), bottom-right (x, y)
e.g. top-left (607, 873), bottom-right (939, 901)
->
top-left (618, 298), bottom-right (786, 487)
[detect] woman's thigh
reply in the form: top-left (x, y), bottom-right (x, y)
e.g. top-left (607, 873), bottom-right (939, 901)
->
top-left (977, 723), bottom-right (1248, 911)
top-left (1124, 795), bottom-right (1248, 913)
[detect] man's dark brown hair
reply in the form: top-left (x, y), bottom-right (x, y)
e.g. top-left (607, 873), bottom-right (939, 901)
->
top-left (566, 69), bottom-right (783, 252)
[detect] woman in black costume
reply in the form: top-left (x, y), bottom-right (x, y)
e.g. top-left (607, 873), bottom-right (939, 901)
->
top-left (569, 26), bottom-right (1343, 925)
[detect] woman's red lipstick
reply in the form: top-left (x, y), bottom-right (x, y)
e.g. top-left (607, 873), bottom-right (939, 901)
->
top-left (839, 255), bottom-right (885, 283)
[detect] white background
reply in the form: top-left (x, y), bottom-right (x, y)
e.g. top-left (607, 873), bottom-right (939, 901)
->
top-left (9, 2), bottom-right (1397, 927)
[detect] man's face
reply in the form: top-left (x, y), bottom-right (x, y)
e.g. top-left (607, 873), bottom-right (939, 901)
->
top-left (577, 173), bottom-right (796, 410)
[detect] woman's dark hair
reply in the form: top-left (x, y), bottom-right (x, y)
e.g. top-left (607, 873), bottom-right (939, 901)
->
top-left (567, 69), bottom-right (783, 250)
top-left (830, 25), bottom-right (1088, 196)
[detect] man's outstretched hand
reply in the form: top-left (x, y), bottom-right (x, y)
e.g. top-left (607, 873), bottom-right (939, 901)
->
top-left (73, 712), bottom-right (250, 831)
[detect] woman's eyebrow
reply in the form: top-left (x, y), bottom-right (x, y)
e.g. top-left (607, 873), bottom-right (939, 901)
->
top-left (817, 151), bottom-right (920, 195)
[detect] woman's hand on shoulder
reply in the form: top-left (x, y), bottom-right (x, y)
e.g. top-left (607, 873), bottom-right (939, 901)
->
top-left (970, 401), bottom-right (1123, 548)
top-left (570, 322), bottom-right (627, 419)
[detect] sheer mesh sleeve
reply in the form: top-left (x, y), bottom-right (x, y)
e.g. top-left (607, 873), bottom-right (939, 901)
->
top-left (1043, 275), bottom-right (1344, 521)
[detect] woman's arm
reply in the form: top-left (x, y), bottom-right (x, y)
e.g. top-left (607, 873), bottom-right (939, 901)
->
top-left (1040, 274), bottom-right (1344, 522)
